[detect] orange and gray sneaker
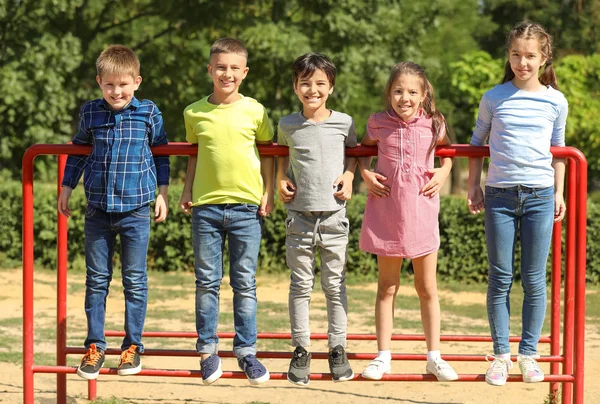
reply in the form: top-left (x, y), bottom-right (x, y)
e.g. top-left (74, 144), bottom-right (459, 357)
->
top-left (118, 344), bottom-right (142, 376)
top-left (77, 343), bottom-right (105, 380)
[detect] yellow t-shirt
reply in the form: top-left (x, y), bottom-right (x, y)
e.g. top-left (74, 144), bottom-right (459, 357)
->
top-left (184, 94), bottom-right (273, 205)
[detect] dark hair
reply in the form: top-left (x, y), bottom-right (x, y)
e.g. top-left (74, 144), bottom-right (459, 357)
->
top-left (292, 53), bottom-right (337, 87)
top-left (501, 21), bottom-right (558, 89)
top-left (384, 61), bottom-right (447, 158)
top-left (209, 38), bottom-right (248, 60)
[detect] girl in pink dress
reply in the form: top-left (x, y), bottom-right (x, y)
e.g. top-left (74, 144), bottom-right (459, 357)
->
top-left (358, 62), bottom-right (457, 381)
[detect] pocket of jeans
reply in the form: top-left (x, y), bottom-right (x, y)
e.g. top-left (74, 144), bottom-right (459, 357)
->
top-left (85, 205), bottom-right (97, 218)
top-left (336, 216), bottom-right (350, 234)
top-left (533, 186), bottom-right (554, 200)
top-left (242, 203), bottom-right (259, 213)
top-left (485, 186), bottom-right (502, 197)
top-left (285, 216), bottom-right (294, 235)
top-left (131, 205), bottom-right (151, 218)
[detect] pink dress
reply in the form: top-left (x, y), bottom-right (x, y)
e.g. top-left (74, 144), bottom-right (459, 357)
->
top-left (359, 110), bottom-right (441, 258)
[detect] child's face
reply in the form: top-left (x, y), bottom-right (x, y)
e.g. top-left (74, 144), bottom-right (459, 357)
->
top-left (389, 74), bottom-right (425, 122)
top-left (96, 73), bottom-right (141, 111)
top-left (508, 38), bottom-right (547, 86)
top-left (293, 69), bottom-right (333, 114)
top-left (207, 52), bottom-right (249, 97)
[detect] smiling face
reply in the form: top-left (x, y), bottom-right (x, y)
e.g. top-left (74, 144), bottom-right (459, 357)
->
top-left (96, 73), bottom-right (141, 111)
top-left (508, 37), bottom-right (547, 88)
top-left (207, 52), bottom-right (249, 103)
top-left (293, 68), bottom-right (334, 118)
top-left (389, 74), bottom-right (425, 122)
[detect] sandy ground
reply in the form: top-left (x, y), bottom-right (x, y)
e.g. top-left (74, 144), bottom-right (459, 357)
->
top-left (0, 268), bottom-right (597, 404)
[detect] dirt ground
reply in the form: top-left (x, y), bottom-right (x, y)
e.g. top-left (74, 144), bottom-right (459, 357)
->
top-left (0, 268), bottom-right (598, 404)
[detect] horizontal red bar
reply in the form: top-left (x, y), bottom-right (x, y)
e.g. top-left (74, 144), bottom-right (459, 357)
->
top-left (32, 366), bottom-right (575, 383)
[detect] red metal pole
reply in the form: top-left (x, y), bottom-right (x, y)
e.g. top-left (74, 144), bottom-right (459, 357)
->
top-left (57, 155), bottom-right (68, 403)
top-left (549, 218), bottom-right (562, 400)
top-left (22, 148), bottom-right (36, 404)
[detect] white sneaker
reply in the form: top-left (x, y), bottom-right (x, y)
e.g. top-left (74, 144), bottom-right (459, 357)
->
top-left (485, 355), bottom-right (513, 386)
top-left (426, 357), bottom-right (458, 381)
top-left (361, 358), bottom-right (391, 380)
top-left (518, 354), bottom-right (544, 383)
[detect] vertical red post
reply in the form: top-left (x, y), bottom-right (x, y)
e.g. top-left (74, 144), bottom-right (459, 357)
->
top-left (57, 155), bottom-right (68, 403)
top-left (22, 149), bottom-right (35, 404)
top-left (549, 219), bottom-right (562, 400)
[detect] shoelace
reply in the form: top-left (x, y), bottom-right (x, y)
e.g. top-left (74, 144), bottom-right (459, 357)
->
top-left (486, 355), bottom-right (513, 375)
top-left (120, 345), bottom-right (138, 365)
top-left (330, 349), bottom-right (346, 365)
top-left (519, 356), bottom-right (541, 373)
top-left (293, 351), bottom-right (309, 367)
top-left (83, 344), bottom-right (103, 366)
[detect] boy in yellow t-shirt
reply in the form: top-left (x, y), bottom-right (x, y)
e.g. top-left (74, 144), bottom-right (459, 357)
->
top-left (180, 38), bottom-right (274, 386)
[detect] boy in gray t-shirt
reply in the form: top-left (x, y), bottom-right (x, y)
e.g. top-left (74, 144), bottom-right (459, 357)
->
top-left (277, 53), bottom-right (357, 386)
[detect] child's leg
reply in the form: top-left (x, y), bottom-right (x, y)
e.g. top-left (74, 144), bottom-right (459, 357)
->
top-left (226, 204), bottom-right (262, 358)
top-left (192, 205), bottom-right (226, 357)
top-left (318, 209), bottom-right (349, 349)
top-left (286, 211), bottom-right (317, 349)
top-left (518, 186), bottom-right (554, 356)
top-left (118, 205), bottom-right (151, 352)
top-left (412, 252), bottom-right (440, 352)
top-left (375, 256), bottom-right (402, 351)
top-left (83, 205), bottom-right (117, 352)
top-left (484, 186), bottom-right (519, 356)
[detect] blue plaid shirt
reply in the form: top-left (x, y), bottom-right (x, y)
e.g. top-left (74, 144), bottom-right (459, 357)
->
top-left (62, 97), bottom-right (170, 213)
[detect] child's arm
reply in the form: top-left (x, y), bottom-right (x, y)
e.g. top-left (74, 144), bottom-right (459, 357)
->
top-left (154, 185), bottom-right (169, 222)
top-left (422, 135), bottom-right (453, 197)
top-left (358, 135), bottom-right (390, 198)
top-left (179, 156), bottom-right (197, 215)
top-left (258, 143), bottom-right (275, 216)
top-left (57, 186), bottom-right (74, 218)
top-left (467, 157), bottom-right (485, 214)
top-left (333, 157), bottom-right (357, 201)
top-left (552, 157), bottom-right (566, 222)
top-left (277, 155), bottom-right (296, 203)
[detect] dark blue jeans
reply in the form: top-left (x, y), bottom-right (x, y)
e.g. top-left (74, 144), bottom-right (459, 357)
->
top-left (83, 204), bottom-right (151, 352)
top-left (484, 185), bottom-right (554, 356)
top-left (192, 204), bottom-right (262, 358)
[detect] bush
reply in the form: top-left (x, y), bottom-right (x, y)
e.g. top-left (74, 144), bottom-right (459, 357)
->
top-left (5, 180), bottom-right (598, 283)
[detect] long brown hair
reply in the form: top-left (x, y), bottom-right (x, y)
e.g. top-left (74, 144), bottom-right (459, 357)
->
top-left (501, 21), bottom-right (558, 89)
top-left (384, 61), bottom-right (447, 158)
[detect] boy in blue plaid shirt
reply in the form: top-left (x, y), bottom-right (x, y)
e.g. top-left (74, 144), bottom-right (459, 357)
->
top-left (58, 44), bottom-right (170, 380)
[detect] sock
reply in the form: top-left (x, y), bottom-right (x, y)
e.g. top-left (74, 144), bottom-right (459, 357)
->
top-left (498, 352), bottom-right (511, 360)
top-left (427, 350), bottom-right (441, 362)
top-left (377, 350), bottom-right (391, 362)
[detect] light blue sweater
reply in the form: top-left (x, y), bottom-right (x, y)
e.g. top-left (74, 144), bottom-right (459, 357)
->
top-left (470, 81), bottom-right (568, 188)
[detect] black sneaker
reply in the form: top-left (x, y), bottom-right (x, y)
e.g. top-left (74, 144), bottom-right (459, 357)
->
top-left (287, 346), bottom-right (311, 386)
top-left (117, 344), bottom-right (142, 376)
top-left (328, 345), bottom-right (354, 382)
top-left (77, 343), bottom-right (105, 380)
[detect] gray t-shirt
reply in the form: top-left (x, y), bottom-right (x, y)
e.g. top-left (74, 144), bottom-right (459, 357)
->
top-left (277, 110), bottom-right (357, 211)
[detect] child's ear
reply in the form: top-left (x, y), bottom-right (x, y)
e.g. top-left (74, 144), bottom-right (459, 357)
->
top-left (96, 75), bottom-right (102, 87)
top-left (135, 75), bottom-right (142, 89)
top-left (328, 86), bottom-right (334, 95)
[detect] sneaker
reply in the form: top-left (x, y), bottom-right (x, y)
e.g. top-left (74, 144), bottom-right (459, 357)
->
top-left (200, 354), bottom-right (223, 385)
top-left (328, 345), bottom-right (354, 382)
top-left (238, 354), bottom-right (270, 385)
top-left (76, 344), bottom-right (105, 380)
top-left (426, 357), bottom-right (458, 381)
top-left (287, 346), bottom-right (311, 386)
top-left (361, 358), bottom-right (391, 380)
top-left (518, 354), bottom-right (544, 383)
top-left (485, 355), bottom-right (513, 386)
top-left (117, 344), bottom-right (142, 376)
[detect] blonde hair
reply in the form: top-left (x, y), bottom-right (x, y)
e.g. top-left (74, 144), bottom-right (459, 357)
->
top-left (209, 38), bottom-right (248, 60)
top-left (501, 21), bottom-right (558, 89)
top-left (384, 61), bottom-right (447, 158)
top-left (96, 45), bottom-right (140, 79)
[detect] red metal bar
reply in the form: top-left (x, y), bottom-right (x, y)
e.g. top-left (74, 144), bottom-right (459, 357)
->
top-left (22, 143), bottom-right (586, 404)
top-left (549, 218), bottom-right (562, 400)
top-left (56, 155), bottom-right (68, 403)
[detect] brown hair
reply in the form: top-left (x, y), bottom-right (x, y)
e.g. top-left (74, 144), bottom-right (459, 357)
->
top-left (501, 21), bottom-right (558, 89)
top-left (384, 61), bottom-right (447, 158)
top-left (96, 45), bottom-right (140, 79)
top-left (209, 38), bottom-right (248, 60)
top-left (292, 53), bottom-right (337, 87)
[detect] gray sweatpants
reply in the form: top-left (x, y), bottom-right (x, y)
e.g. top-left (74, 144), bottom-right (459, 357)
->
top-left (285, 208), bottom-right (349, 349)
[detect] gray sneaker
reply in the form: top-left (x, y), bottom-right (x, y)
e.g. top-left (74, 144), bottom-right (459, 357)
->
top-left (328, 345), bottom-right (354, 382)
top-left (287, 346), bottom-right (311, 386)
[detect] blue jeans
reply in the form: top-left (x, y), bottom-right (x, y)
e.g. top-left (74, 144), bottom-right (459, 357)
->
top-left (83, 204), bottom-right (151, 353)
top-left (192, 204), bottom-right (262, 358)
top-left (484, 185), bottom-right (554, 356)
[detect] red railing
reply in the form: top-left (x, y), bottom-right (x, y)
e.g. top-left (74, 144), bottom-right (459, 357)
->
top-left (22, 143), bottom-right (588, 403)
